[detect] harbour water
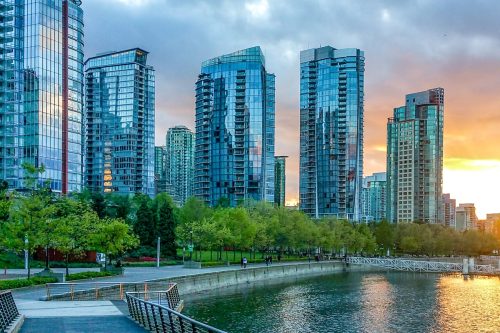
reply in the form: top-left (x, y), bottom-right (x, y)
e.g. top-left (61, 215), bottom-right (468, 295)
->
top-left (183, 271), bottom-right (500, 333)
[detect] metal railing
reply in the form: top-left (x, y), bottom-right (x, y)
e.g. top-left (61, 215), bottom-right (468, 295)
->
top-left (46, 281), bottom-right (175, 301)
top-left (346, 257), bottom-right (496, 274)
top-left (0, 291), bottom-right (19, 333)
top-left (126, 291), bottom-right (226, 333)
top-left (128, 284), bottom-right (183, 311)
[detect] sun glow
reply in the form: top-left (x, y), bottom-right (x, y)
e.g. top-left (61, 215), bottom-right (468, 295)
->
top-left (443, 159), bottom-right (500, 219)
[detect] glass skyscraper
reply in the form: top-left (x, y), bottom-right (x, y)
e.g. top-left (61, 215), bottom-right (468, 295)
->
top-left (361, 172), bottom-right (387, 222)
top-left (85, 48), bottom-right (155, 196)
top-left (165, 125), bottom-right (194, 206)
top-left (154, 146), bottom-right (167, 194)
top-left (274, 156), bottom-right (287, 207)
top-left (0, 0), bottom-right (84, 193)
top-left (194, 46), bottom-right (275, 207)
top-left (387, 88), bottom-right (444, 224)
top-left (299, 46), bottom-right (365, 220)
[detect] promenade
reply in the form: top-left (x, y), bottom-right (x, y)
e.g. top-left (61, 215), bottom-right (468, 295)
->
top-left (12, 261), bottom-right (309, 332)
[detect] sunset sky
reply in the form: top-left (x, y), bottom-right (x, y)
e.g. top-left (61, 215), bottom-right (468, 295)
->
top-left (83, 0), bottom-right (500, 218)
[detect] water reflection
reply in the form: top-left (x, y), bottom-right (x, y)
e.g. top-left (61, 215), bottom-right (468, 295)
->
top-left (433, 275), bottom-right (500, 333)
top-left (359, 274), bottom-right (394, 332)
top-left (183, 272), bottom-right (500, 333)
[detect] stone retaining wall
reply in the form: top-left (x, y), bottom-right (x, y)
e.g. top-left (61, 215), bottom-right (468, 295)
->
top-left (47, 261), bottom-right (374, 300)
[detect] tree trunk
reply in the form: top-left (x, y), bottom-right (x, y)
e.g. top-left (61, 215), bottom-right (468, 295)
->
top-left (27, 255), bottom-right (31, 279)
top-left (65, 254), bottom-right (69, 276)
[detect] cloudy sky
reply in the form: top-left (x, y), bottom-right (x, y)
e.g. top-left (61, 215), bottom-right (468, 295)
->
top-left (83, 0), bottom-right (500, 218)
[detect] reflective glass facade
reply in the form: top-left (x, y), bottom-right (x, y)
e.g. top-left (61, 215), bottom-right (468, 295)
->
top-left (194, 46), bottom-right (275, 207)
top-left (274, 156), bottom-right (287, 206)
top-left (387, 88), bottom-right (444, 223)
top-left (154, 145), bottom-right (166, 194)
top-left (0, 0), bottom-right (84, 192)
top-left (165, 125), bottom-right (194, 206)
top-left (299, 46), bottom-right (364, 220)
top-left (442, 193), bottom-right (456, 228)
top-left (85, 48), bottom-right (155, 196)
top-left (361, 172), bottom-right (387, 222)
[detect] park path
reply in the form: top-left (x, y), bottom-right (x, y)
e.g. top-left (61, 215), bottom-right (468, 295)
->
top-left (12, 261), bottom-right (305, 332)
top-left (12, 261), bottom-right (293, 300)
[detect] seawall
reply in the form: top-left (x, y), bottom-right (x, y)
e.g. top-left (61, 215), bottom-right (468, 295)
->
top-left (167, 261), bottom-right (364, 295)
top-left (46, 261), bottom-right (376, 300)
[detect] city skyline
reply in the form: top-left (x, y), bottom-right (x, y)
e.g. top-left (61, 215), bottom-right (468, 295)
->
top-left (80, 0), bottom-right (500, 217)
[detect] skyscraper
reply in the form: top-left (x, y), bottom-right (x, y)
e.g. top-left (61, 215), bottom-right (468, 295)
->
top-left (274, 156), bottom-right (288, 207)
top-left (154, 146), bottom-right (167, 194)
top-left (299, 46), bottom-right (365, 220)
top-left (194, 46), bottom-right (275, 207)
top-left (387, 88), bottom-right (444, 224)
top-left (165, 126), bottom-right (194, 206)
top-left (361, 172), bottom-right (387, 222)
top-left (0, 0), bottom-right (84, 193)
top-left (85, 48), bottom-right (155, 196)
top-left (456, 203), bottom-right (478, 230)
top-left (442, 193), bottom-right (456, 228)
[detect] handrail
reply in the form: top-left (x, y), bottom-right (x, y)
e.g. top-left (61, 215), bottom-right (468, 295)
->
top-left (346, 257), bottom-right (497, 274)
top-left (46, 281), bottom-right (176, 301)
top-left (126, 291), bottom-right (226, 333)
top-left (0, 291), bottom-right (20, 332)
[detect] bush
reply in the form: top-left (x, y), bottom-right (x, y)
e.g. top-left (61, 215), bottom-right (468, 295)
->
top-left (0, 277), bottom-right (57, 291)
top-left (122, 260), bottom-right (179, 267)
top-left (66, 271), bottom-right (119, 281)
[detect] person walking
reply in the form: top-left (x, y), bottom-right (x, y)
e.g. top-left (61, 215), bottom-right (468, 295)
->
top-left (243, 257), bottom-right (248, 268)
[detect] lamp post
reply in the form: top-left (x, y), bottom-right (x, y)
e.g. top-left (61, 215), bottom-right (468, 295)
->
top-left (190, 230), bottom-right (193, 261)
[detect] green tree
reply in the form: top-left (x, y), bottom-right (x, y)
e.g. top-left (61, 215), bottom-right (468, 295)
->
top-left (156, 194), bottom-right (177, 257)
top-left (375, 220), bottom-right (394, 255)
top-left (89, 218), bottom-right (139, 269)
top-left (134, 196), bottom-right (156, 247)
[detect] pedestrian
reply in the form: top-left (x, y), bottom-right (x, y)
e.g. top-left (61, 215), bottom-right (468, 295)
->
top-left (269, 256), bottom-right (273, 264)
top-left (265, 256), bottom-right (269, 266)
top-left (243, 257), bottom-right (247, 268)
top-left (277, 254), bottom-right (281, 262)
top-left (240, 257), bottom-right (244, 268)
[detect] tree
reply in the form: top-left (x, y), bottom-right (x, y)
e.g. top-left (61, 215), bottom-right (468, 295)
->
top-left (134, 196), bottom-right (156, 247)
top-left (53, 199), bottom-right (97, 275)
top-left (375, 220), bottom-right (394, 255)
top-left (7, 191), bottom-right (53, 277)
top-left (156, 195), bottom-right (177, 257)
top-left (89, 218), bottom-right (139, 269)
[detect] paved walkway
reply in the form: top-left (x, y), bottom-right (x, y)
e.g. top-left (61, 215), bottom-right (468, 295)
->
top-left (12, 261), bottom-right (298, 300)
top-left (20, 316), bottom-right (147, 333)
top-left (12, 261), bottom-right (311, 332)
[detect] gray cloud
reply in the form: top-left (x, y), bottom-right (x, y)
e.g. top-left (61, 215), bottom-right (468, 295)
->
top-left (82, 0), bottom-right (500, 201)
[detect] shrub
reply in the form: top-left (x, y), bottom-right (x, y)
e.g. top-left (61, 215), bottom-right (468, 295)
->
top-left (66, 271), bottom-right (118, 281)
top-left (0, 277), bottom-right (57, 291)
top-left (122, 260), bottom-right (179, 267)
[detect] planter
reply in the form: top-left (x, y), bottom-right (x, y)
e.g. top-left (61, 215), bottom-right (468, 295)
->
top-left (183, 261), bottom-right (202, 269)
top-left (100, 266), bottom-right (124, 275)
top-left (35, 268), bottom-right (65, 282)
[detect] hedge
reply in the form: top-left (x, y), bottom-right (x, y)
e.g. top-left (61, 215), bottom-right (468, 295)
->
top-left (66, 271), bottom-right (119, 281)
top-left (0, 277), bottom-right (58, 291)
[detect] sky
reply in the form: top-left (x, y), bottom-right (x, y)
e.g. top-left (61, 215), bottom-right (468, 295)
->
top-left (82, 0), bottom-right (500, 218)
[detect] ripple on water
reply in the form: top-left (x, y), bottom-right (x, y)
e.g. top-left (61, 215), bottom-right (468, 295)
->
top-left (183, 272), bottom-right (500, 333)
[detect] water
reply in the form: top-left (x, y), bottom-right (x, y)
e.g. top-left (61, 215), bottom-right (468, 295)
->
top-left (183, 272), bottom-right (500, 333)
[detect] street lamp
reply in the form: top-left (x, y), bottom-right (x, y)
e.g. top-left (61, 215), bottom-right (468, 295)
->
top-left (190, 231), bottom-right (193, 261)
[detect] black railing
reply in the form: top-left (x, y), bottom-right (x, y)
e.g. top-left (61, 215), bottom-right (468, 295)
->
top-left (0, 291), bottom-right (19, 333)
top-left (126, 290), bottom-right (226, 333)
